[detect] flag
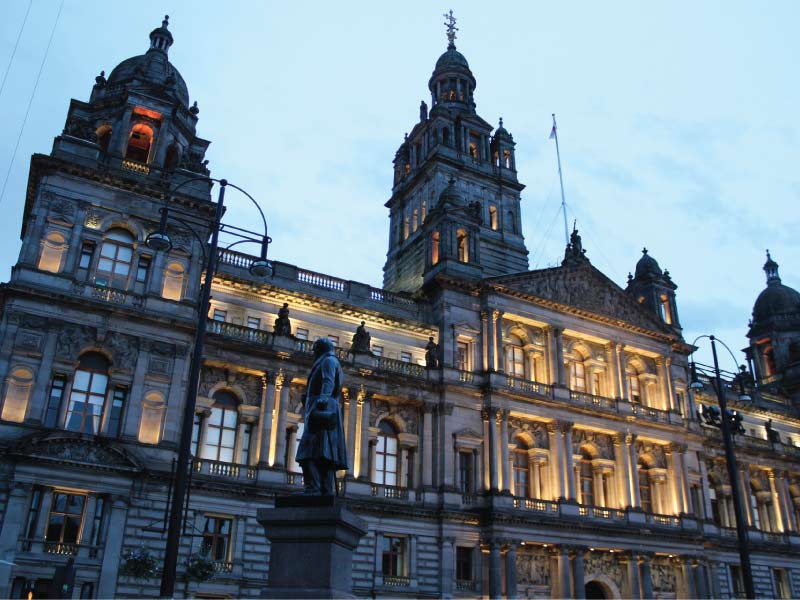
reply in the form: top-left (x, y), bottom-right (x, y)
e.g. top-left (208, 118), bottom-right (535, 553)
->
top-left (549, 124), bottom-right (556, 140)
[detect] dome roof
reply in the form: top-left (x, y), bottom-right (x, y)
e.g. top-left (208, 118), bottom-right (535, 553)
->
top-left (634, 248), bottom-right (662, 279)
top-left (105, 16), bottom-right (189, 107)
top-left (751, 252), bottom-right (800, 324)
top-left (435, 46), bottom-right (471, 71)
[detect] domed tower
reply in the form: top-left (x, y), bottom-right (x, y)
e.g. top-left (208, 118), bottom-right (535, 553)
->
top-left (382, 13), bottom-right (529, 293)
top-left (625, 248), bottom-right (682, 332)
top-left (54, 15), bottom-right (211, 194)
top-left (746, 252), bottom-right (800, 393)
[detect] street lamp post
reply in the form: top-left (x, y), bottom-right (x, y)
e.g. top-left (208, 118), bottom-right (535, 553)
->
top-left (148, 177), bottom-right (272, 598)
top-left (690, 335), bottom-right (755, 599)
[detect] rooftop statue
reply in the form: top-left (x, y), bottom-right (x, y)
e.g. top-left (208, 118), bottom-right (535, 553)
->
top-left (295, 338), bottom-right (348, 496)
top-left (273, 303), bottom-right (291, 337)
top-left (351, 321), bottom-right (371, 354)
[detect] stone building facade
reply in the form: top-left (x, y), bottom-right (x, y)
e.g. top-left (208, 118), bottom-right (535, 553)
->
top-left (0, 16), bottom-right (799, 600)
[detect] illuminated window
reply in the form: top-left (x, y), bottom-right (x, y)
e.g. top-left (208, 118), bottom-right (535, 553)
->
top-left (592, 371), bottom-right (604, 396)
top-left (400, 351), bottom-right (412, 363)
top-left (579, 456), bottom-right (594, 506)
top-left (381, 535), bottom-right (408, 578)
top-left (65, 353), bottom-right (110, 434)
top-left (456, 228), bottom-right (469, 262)
top-left (375, 420), bottom-right (399, 486)
top-left (1, 366), bottom-right (34, 423)
top-left (431, 231), bottom-right (440, 265)
top-left (138, 392), bottom-right (165, 445)
top-left (403, 215), bottom-right (410, 240)
top-left (457, 341), bottom-right (470, 371)
top-left (638, 464), bottom-right (653, 513)
top-left (420, 199), bottom-right (427, 223)
top-left (513, 441), bottom-right (530, 497)
top-left (202, 515), bottom-right (233, 562)
top-left (503, 149), bottom-right (512, 169)
top-left (412, 208), bottom-right (419, 232)
top-left (489, 205), bottom-right (498, 230)
top-left (161, 261), bottom-right (185, 301)
top-left (201, 390), bottom-right (239, 463)
top-left (46, 492), bottom-right (85, 548)
top-left (125, 123), bottom-right (154, 163)
top-left (213, 309), bottom-right (227, 322)
top-left (627, 369), bottom-right (641, 403)
top-left (506, 336), bottom-right (525, 378)
top-left (763, 345), bottom-right (776, 376)
top-left (38, 231), bottom-right (67, 273)
top-left (469, 142), bottom-right (477, 158)
top-left (659, 294), bottom-right (673, 324)
top-left (571, 361), bottom-right (586, 392)
top-left (78, 241), bottom-right (95, 270)
top-left (95, 228), bottom-right (134, 289)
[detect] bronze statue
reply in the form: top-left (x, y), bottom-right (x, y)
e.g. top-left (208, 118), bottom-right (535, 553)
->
top-left (273, 303), bottom-right (291, 337)
top-left (351, 321), bottom-right (371, 354)
top-left (295, 338), bottom-right (348, 495)
top-left (425, 336), bottom-right (439, 369)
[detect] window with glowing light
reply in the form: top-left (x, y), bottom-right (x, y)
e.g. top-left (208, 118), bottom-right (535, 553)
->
top-left (374, 420), bottom-right (399, 486)
top-left (456, 228), bottom-right (469, 263)
top-left (489, 205), bottom-right (498, 230)
top-left (571, 361), bottom-right (587, 392)
top-left (1, 366), bottom-right (34, 423)
top-left (96, 124), bottom-right (112, 153)
top-left (431, 231), bottom-right (440, 265)
top-left (38, 231), bottom-right (67, 273)
top-left (65, 353), bottom-right (110, 434)
top-left (161, 261), bottom-right (185, 301)
top-left (506, 336), bottom-right (525, 378)
top-left (125, 123), bottom-right (154, 163)
top-left (513, 441), bottom-right (531, 498)
top-left (138, 392), bottom-right (165, 445)
top-left (201, 390), bottom-right (240, 463)
top-left (627, 369), bottom-right (641, 403)
top-left (659, 294), bottom-right (673, 324)
top-left (95, 228), bottom-right (134, 289)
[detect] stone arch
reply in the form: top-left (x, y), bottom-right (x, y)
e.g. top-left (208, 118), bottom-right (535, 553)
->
top-left (626, 355), bottom-right (651, 375)
top-left (207, 382), bottom-right (247, 406)
top-left (97, 219), bottom-right (145, 243)
top-left (506, 324), bottom-right (531, 346)
top-left (512, 429), bottom-right (535, 449)
top-left (584, 574), bottom-right (620, 599)
top-left (375, 412), bottom-right (406, 434)
top-left (569, 340), bottom-right (592, 360)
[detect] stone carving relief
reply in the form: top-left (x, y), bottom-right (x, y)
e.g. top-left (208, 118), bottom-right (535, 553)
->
top-left (44, 193), bottom-right (77, 222)
top-left (84, 207), bottom-right (104, 229)
top-left (369, 398), bottom-right (419, 434)
top-left (198, 366), bottom-right (262, 406)
top-left (14, 330), bottom-right (43, 353)
top-left (516, 550), bottom-right (550, 586)
top-left (573, 430), bottom-right (614, 459)
top-left (508, 417), bottom-right (549, 449)
top-left (147, 357), bottom-right (171, 376)
top-left (635, 441), bottom-right (666, 468)
top-left (56, 324), bottom-right (97, 360)
top-left (63, 115), bottom-right (96, 142)
top-left (17, 436), bottom-right (139, 471)
top-left (651, 557), bottom-right (677, 593)
top-left (105, 332), bottom-right (139, 369)
top-left (585, 551), bottom-right (624, 592)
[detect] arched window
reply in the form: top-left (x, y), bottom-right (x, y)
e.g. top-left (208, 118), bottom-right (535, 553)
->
top-left (627, 368), bottom-right (642, 403)
top-left (96, 124), bottom-right (112, 153)
top-left (38, 231), bottom-right (67, 273)
top-left (412, 207), bottom-right (419, 232)
top-left (469, 143), bottom-right (477, 158)
top-left (125, 123), bottom-right (154, 163)
top-left (1, 366), bottom-right (34, 423)
top-left (579, 453), bottom-right (594, 506)
top-left (375, 420), bottom-right (399, 486)
top-left (488, 205), bottom-right (498, 230)
top-left (420, 198), bottom-right (427, 223)
top-left (201, 390), bottom-right (240, 463)
top-left (65, 353), bottom-right (110, 434)
top-left (161, 261), bottom-right (186, 301)
top-left (96, 228), bottom-right (135, 289)
top-left (512, 440), bottom-right (530, 498)
top-left (456, 228), bottom-right (469, 263)
top-left (763, 346), bottom-right (776, 376)
top-left (139, 392), bottom-right (166, 445)
top-left (659, 294), bottom-right (673, 325)
top-left (506, 335), bottom-right (525, 378)
top-left (503, 149), bottom-right (512, 169)
top-left (431, 231), bottom-right (440, 265)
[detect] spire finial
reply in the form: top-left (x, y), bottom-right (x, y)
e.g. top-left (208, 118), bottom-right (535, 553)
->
top-left (764, 249), bottom-right (781, 284)
top-left (443, 9), bottom-right (458, 49)
top-left (642, 247), bottom-right (648, 255)
top-left (499, 117), bottom-right (503, 128)
top-left (163, 15), bottom-right (169, 28)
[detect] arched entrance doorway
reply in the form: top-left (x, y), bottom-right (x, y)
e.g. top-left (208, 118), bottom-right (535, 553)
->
top-left (585, 580), bottom-right (609, 599)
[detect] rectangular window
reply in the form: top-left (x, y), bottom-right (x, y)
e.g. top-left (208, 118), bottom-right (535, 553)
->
top-left (191, 413), bottom-right (203, 456)
top-left (240, 423), bottom-right (253, 465)
top-left (106, 387), bottom-right (126, 438)
top-left (135, 256), bottom-right (151, 283)
top-left (457, 342), bottom-right (470, 371)
top-left (202, 515), bottom-right (233, 562)
top-left (80, 582), bottom-right (94, 599)
top-left (773, 568), bottom-right (792, 599)
top-left (381, 535), bottom-right (407, 578)
top-left (44, 374), bottom-right (67, 428)
top-left (212, 309), bottom-right (227, 322)
top-left (400, 351), bottom-right (412, 363)
top-left (247, 316), bottom-right (260, 330)
top-left (295, 328), bottom-right (309, 341)
top-left (459, 451), bottom-right (474, 494)
top-left (25, 486), bottom-right (43, 540)
top-left (730, 565), bottom-right (745, 598)
top-left (46, 492), bottom-right (86, 548)
top-left (90, 496), bottom-right (106, 547)
top-left (691, 484), bottom-right (705, 519)
top-left (78, 242), bottom-right (95, 270)
top-left (456, 546), bottom-right (474, 582)
top-left (372, 345), bottom-right (383, 357)
top-left (572, 362), bottom-right (586, 391)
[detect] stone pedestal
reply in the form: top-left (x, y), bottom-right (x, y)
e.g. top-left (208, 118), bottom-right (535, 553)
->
top-left (257, 496), bottom-right (367, 599)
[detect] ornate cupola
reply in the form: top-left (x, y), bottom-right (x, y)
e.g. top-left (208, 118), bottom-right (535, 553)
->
top-left (746, 251), bottom-right (800, 391)
top-left (625, 247), bottom-right (681, 331)
top-left (382, 12), bottom-right (529, 293)
top-left (53, 16), bottom-right (211, 198)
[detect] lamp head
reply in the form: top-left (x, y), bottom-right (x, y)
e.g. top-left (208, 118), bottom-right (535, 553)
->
top-left (146, 231), bottom-right (172, 252)
top-left (249, 259), bottom-right (273, 278)
top-left (689, 361), bottom-right (703, 390)
top-left (738, 392), bottom-right (752, 402)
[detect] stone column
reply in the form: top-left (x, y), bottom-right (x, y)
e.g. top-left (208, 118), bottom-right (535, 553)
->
top-left (504, 541), bottom-right (518, 599)
top-left (544, 326), bottom-right (555, 385)
top-left (616, 344), bottom-right (627, 401)
top-left (555, 546), bottom-right (571, 599)
top-left (481, 409), bottom-right (491, 491)
top-left (738, 467), bottom-right (754, 526)
top-left (422, 403), bottom-right (434, 487)
top-left (488, 409), bottom-right (499, 492)
top-left (0, 483), bottom-right (30, 598)
top-left (547, 422), bottom-right (563, 500)
top-left (481, 311), bottom-right (490, 372)
top-left (489, 540), bottom-right (503, 599)
top-left (441, 404), bottom-right (456, 488)
top-left (571, 547), bottom-right (586, 599)
top-left (122, 349), bottom-right (149, 439)
top-left (693, 558), bottom-right (710, 599)
top-left (273, 376), bottom-right (291, 469)
top-left (97, 496), bottom-right (130, 598)
top-left (680, 557), bottom-right (697, 599)
top-left (655, 357), bottom-right (669, 411)
top-left (358, 392), bottom-right (372, 481)
top-left (768, 471), bottom-right (785, 532)
top-left (256, 374), bottom-right (272, 466)
top-left (441, 537), bottom-right (455, 598)
top-left (664, 357), bottom-right (675, 411)
top-left (623, 552), bottom-right (641, 599)
top-left (554, 328), bottom-right (567, 386)
top-left (605, 342), bottom-right (620, 398)
top-left (614, 434), bottom-right (631, 508)
top-left (33, 488), bottom-right (53, 548)
top-left (698, 455), bottom-right (714, 520)
top-left (562, 421), bottom-right (576, 500)
top-left (639, 553), bottom-right (653, 599)
top-left (27, 331), bottom-right (58, 423)
top-left (500, 410), bottom-right (510, 493)
top-left (628, 434), bottom-right (641, 508)
top-left (494, 311), bottom-right (505, 373)
top-left (530, 455), bottom-right (541, 499)
top-left (678, 444), bottom-right (692, 514)
top-left (486, 310), bottom-right (497, 372)
top-left (346, 389), bottom-right (359, 475)
top-left (592, 468), bottom-right (605, 507)
top-left (664, 445), bottom-right (680, 515)
top-left (111, 106), bottom-right (133, 156)
top-left (779, 472), bottom-right (797, 531)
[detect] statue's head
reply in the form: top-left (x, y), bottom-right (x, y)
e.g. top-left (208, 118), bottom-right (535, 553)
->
top-left (313, 337), bottom-right (335, 358)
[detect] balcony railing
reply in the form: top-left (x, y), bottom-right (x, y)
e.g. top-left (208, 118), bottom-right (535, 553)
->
top-left (458, 370), bottom-right (475, 383)
top-left (646, 513), bottom-right (680, 527)
top-left (44, 541), bottom-right (80, 556)
top-left (506, 376), bottom-right (554, 397)
top-left (456, 579), bottom-right (477, 591)
top-left (207, 319), bottom-right (274, 346)
top-left (376, 356), bottom-right (426, 379)
top-left (371, 483), bottom-right (409, 500)
top-left (513, 497), bottom-right (559, 513)
top-left (194, 458), bottom-right (257, 480)
top-left (297, 269), bottom-right (347, 292)
top-left (630, 403), bottom-right (670, 422)
top-left (213, 561), bottom-right (234, 573)
top-left (383, 575), bottom-right (411, 587)
top-left (121, 159), bottom-right (150, 175)
top-left (570, 390), bottom-right (618, 411)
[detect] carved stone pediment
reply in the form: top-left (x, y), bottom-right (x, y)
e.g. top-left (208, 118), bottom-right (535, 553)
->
top-left (487, 264), bottom-right (671, 335)
top-left (11, 434), bottom-right (141, 472)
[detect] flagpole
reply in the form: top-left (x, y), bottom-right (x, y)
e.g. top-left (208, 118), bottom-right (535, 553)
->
top-left (551, 113), bottom-right (569, 246)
